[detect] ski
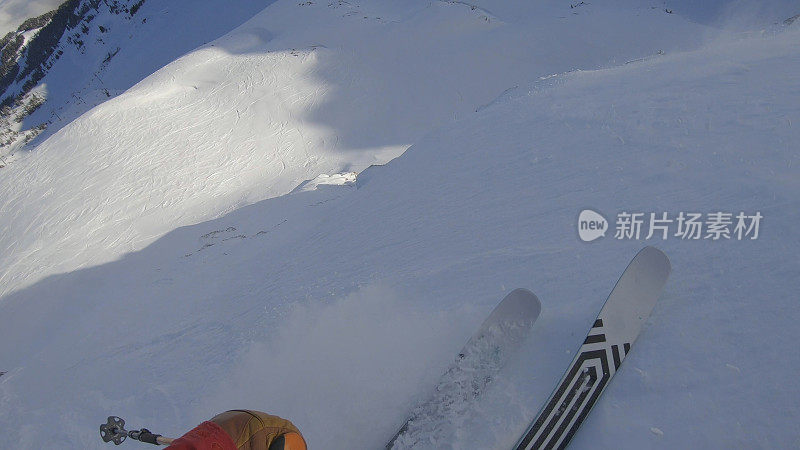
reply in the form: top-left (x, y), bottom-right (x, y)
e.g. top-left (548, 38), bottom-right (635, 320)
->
top-left (388, 288), bottom-right (541, 449)
top-left (514, 246), bottom-right (671, 450)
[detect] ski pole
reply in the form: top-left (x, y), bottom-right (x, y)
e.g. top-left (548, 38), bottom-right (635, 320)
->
top-left (100, 416), bottom-right (175, 446)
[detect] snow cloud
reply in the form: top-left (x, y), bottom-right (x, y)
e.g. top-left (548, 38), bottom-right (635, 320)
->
top-left (201, 285), bottom-right (477, 449)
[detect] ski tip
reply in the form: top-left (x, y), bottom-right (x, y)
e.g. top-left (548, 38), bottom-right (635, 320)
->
top-left (508, 288), bottom-right (540, 303)
top-left (505, 288), bottom-right (541, 318)
top-left (638, 246), bottom-right (672, 275)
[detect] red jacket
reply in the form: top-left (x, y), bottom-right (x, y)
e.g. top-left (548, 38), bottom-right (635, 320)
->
top-left (166, 421), bottom-right (236, 450)
top-left (165, 410), bottom-right (306, 450)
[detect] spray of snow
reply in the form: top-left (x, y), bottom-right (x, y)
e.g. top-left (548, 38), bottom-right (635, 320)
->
top-left (202, 285), bottom-right (478, 449)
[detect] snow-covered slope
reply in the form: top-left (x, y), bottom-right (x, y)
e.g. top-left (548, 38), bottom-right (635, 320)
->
top-left (0, 0), bottom-right (274, 157)
top-left (0, 0), bottom-right (710, 298)
top-left (0, 1), bottom-right (798, 449)
top-left (1, 17), bottom-right (799, 450)
top-left (664, 0), bottom-right (798, 26)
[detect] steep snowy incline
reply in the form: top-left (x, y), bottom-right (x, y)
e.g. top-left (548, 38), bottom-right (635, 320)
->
top-left (0, 0), bottom-right (272, 158)
top-left (0, 26), bottom-right (797, 449)
top-left (660, 0), bottom-right (798, 26)
top-left (0, 0), bottom-right (710, 298)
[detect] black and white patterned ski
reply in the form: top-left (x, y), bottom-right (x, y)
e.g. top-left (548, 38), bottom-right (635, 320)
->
top-left (515, 246), bottom-right (671, 450)
top-left (388, 288), bottom-right (541, 449)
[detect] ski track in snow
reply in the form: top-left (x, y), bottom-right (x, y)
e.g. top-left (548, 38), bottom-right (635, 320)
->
top-left (0, 1), bottom-right (799, 449)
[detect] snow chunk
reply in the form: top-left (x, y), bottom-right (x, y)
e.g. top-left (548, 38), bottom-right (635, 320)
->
top-left (294, 172), bottom-right (357, 192)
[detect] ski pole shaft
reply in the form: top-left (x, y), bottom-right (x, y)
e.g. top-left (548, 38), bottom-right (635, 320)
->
top-left (129, 428), bottom-right (174, 445)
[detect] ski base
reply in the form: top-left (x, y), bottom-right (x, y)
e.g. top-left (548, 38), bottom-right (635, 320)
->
top-left (388, 288), bottom-right (541, 449)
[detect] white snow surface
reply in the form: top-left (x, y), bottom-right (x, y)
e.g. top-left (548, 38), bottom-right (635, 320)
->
top-left (0, 0), bottom-right (711, 298)
top-left (1, 1), bottom-right (799, 449)
top-left (1, 0), bottom-right (276, 160)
